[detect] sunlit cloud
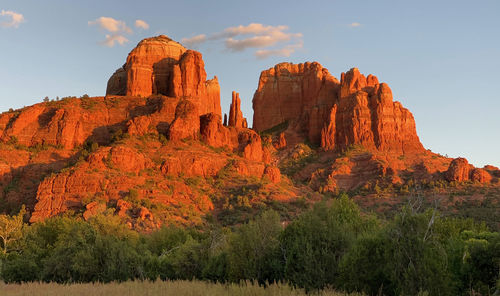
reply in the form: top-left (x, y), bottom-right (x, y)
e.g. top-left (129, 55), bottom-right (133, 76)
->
top-left (135, 19), bottom-right (149, 30)
top-left (0, 10), bottom-right (25, 28)
top-left (88, 17), bottom-right (132, 33)
top-left (348, 22), bottom-right (362, 27)
top-left (255, 41), bottom-right (303, 59)
top-left (102, 34), bottom-right (129, 47)
top-left (181, 23), bottom-right (303, 58)
top-left (181, 34), bottom-right (207, 47)
top-left (88, 17), bottom-right (133, 47)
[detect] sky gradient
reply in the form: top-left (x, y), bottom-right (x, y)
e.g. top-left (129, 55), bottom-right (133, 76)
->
top-left (1, 0), bottom-right (499, 167)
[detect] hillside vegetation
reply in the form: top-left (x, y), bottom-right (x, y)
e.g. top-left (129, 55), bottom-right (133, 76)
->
top-left (0, 194), bottom-right (498, 295)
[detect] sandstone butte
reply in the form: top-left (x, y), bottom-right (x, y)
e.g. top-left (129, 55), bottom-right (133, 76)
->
top-left (0, 35), bottom-right (497, 229)
top-left (253, 62), bottom-right (423, 154)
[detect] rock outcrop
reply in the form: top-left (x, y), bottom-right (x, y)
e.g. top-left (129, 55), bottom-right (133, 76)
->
top-left (106, 35), bottom-right (221, 117)
top-left (0, 97), bottom-right (177, 149)
top-left (6, 34), bottom-right (499, 229)
top-left (253, 63), bottom-right (424, 154)
top-left (470, 168), bottom-right (492, 183)
top-left (200, 113), bottom-right (234, 148)
top-left (168, 100), bottom-right (200, 141)
top-left (446, 158), bottom-right (472, 182)
top-left (253, 62), bottom-right (339, 143)
top-left (445, 157), bottom-right (492, 183)
top-left (228, 91), bottom-right (247, 128)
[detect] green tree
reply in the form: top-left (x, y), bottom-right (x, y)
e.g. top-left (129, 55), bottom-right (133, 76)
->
top-left (0, 205), bottom-right (26, 255)
top-left (280, 194), bottom-right (377, 291)
top-left (227, 210), bottom-right (283, 283)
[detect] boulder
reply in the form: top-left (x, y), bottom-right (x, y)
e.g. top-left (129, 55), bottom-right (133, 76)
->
top-left (83, 201), bottom-right (106, 221)
top-left (263, 166), bottom-right (281, 183)
top-left (470, 168), bottom-right (492, 183)
top-left (168, 100), bottom-right (200, 141)
top-left (446, 158), bottom-right (472, 182)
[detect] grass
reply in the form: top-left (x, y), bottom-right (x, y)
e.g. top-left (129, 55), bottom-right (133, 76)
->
top-left (0, 280), bottom-right (362, 296)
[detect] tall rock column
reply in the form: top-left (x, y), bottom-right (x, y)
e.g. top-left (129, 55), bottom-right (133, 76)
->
top-left (228, 91), bottom-right (246, 128)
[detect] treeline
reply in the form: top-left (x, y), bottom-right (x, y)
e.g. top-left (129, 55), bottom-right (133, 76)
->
top-left (0, 195), bottom-right (499, 295)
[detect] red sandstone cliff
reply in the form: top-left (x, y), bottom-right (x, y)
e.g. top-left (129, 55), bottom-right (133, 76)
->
top-left (106, 35), bottom-right (221, 117)
top-left (0, 35), bottom-right (497, 228)
top-left (253, 63), bottom-right (424, 154)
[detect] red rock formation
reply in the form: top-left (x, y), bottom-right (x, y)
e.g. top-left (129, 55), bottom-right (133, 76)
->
top-left (116, 200), bottom-right (132, 217)
top-left (470, 168), bottom-right (492, 183)
top-left (138, 207), bottom-right (153, 221)
top-left (0, 96), bottom-right (180, 149)
top-left (106, 35), bottom-right (221, 117)
top-left (83, 201), bottom-right (106, 221)
top-left (160, 152), bottom-right (227, 178)
top-left (263, 166), bottom-right (281, 183)
top-left (320, 106), bottom-right (336, 151)
top-left (253, 63), bottom-right (424, 154)
top-left (106, 67), bottom-right (127, 96)
top-left (484, 165), bottom-right (500, 178)
top-left (228, 91), bottom-right (246, 128)
top-left (200, 113), bottom-right (235, 148)
top-left (446, 158), bottom-right (472, 182)
top-left (122, 35), bottom-right (187, 97)
top-left (274, 132), bottom-right (287, 149)
top-left (253, 62), bottom-right (339, 143)
top-left (168, 100), bottom-right (200, 141)
top-left (239, 130), bottom-right (263, 162)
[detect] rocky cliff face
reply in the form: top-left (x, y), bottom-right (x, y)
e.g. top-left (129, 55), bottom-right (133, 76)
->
top-left (253, 62), bottom-right (339, 144)
top-left (0, 35), bottom-right (497, 229)
top-left (106, 35), bottom-right (221, 117)
top-left (253, 63), bottom-right (424, 154)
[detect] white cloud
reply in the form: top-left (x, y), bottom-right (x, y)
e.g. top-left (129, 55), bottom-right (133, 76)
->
top-left (88, 17), bottom-right (132, 34)
top-left (102, 34), bottom-right (129, 47)
top-left (255, 41), bottom-right (303, 59)
top-left (181, 34), bottom-right (206, 47)
top-left (135, 19), bottom-right (149, 30)
top-left (348, 22), bottom-right (362, 28)
top-left (181, 23), bottom-right (303, 58)
top-left (0, 10), bottom-right (25, 28)
top-left (89, 17), bottom-right (133, 47)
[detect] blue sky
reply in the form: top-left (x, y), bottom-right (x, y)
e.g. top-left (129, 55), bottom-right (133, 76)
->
top-left (1, 0), bottom-right (499, 167)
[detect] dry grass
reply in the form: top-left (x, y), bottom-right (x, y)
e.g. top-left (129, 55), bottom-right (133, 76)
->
top-left (0, 280), bottom-right (362, 296)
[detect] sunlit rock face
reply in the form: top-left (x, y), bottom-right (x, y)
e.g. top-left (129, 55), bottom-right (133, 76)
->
top-left (106, 35), bottom-right (221, 117)
top-left (253, 63), bottom-right (424, 154)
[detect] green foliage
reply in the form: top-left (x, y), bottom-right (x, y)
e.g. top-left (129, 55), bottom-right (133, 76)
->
top-left (280, 143), bottom-right (318, 176)
top-left (80, 95), bottom-right (97, 110)
top-left (227, 210), bottom-right (283, 283)
top-left (111, 129), bottom-right (129, 144)
top-left (0, 195), bottom-right (498, 296)
top-left (259, 121), bottom-right (289, 136)
top-left (1, 215), bottom-right (142, 283)
top-left (280, 195), bottom-right (377, 291)
top-left (0, 206), bottom-right (26, 255)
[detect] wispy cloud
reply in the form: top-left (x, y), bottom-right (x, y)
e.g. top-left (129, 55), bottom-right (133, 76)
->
top-left (0, 10), bottom-right (25, 28)
top-left (135, 19), bottom-right (149, 30)
top-left (88, 17), bottom-right (133, 47)
top-left (88, 17), bottom-right (131, 33)
top-left (255, 41), bottom-right (303, 59)
top-left (181, 34), bottom-right (207, 47)
top-left (181, 23), bottom-right (303, 59)
top-left (102, 34), bottom-right (129, 47)
top-left (348, 22), bottom-right (362, 28)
